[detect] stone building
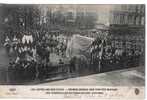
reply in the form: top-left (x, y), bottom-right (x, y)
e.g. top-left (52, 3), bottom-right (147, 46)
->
top-left (110, 4), bottom-right (145, 25)
top-left (109, 5), bottom-right (145, 56)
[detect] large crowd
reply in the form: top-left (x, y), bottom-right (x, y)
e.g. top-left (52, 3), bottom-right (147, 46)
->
top-left (3, 29), bottom-right (144, 83)
top-left (3, 30), bottom-right (68, 82)
top-left (4, 30), bottom-right (67, 61)
top-left (90, 35), bottom-right (144, 72)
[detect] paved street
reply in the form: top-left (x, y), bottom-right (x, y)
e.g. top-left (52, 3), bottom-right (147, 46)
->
top-left (38, 66), bottom-right (145, 86)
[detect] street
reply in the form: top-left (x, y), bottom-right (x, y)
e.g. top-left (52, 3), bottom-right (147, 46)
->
top-left (38, 66), bottom-right (145, 86)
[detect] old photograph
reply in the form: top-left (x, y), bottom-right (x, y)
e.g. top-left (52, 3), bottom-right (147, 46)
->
top-left (0, 4), bottom-right (145, 86)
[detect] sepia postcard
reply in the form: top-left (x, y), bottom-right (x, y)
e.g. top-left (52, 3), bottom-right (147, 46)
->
top-left (0, 4), bottom-right (145, 99)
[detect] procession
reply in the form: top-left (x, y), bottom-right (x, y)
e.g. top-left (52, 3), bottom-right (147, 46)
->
top-left (1, 28), bottom-right (143, 84)
top-left (0, 4), bottom-right (145, 84)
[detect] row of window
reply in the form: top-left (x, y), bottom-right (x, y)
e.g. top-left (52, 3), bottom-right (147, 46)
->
top-left (112, 14), bottom-right (145, 25)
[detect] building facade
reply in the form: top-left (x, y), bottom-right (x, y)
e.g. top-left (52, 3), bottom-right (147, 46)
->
top-left (109, 5), bottom-right (145, 57)
top-left (110, 5), bottom-right (145, 25)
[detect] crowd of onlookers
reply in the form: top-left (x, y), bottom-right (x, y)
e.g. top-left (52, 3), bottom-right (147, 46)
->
top-left (2, 29), bottom-right (144, 83)
top-left (89, 34), bottom-right (144, 72)
top-left (4, 30), bottom-right (68, 61)
top-left (3, 30), bottom-right (69, 82)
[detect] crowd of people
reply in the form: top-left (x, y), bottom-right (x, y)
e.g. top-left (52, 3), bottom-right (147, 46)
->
top-left (90, 34), bottom-right (144, 72)
top-left (2, 29), bottom-right (144, 83)
top-left (3, 30), bottom-right (68, 82)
